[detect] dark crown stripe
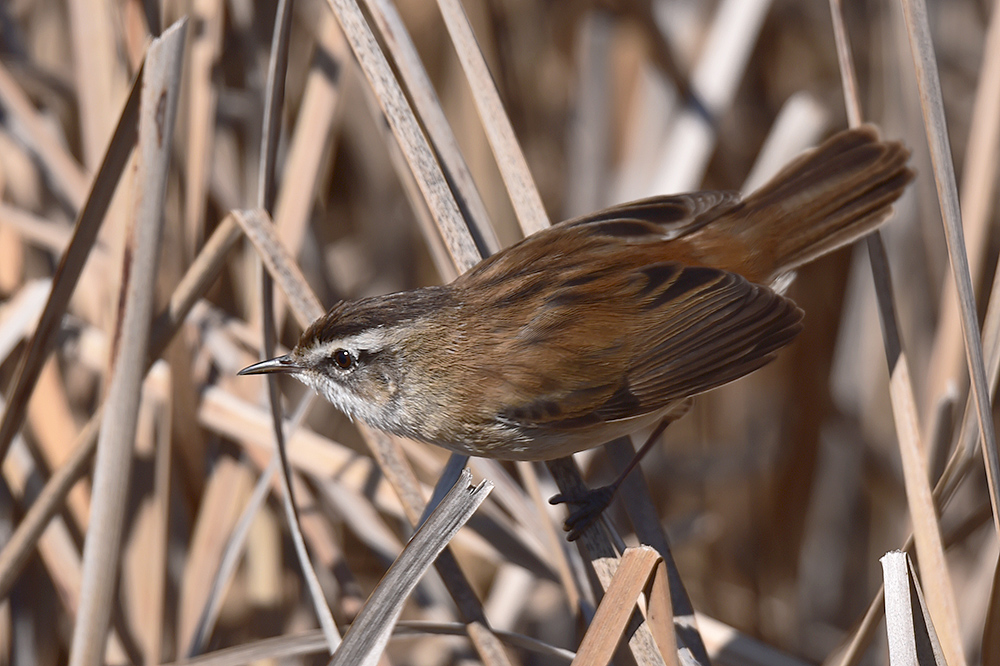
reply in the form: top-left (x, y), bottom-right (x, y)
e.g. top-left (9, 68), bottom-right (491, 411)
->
top-left (299, 286), bottom-right (452, 347)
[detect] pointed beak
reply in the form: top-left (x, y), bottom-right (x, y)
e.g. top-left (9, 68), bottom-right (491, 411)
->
top-left (238, 354), bottom-right (303, 376)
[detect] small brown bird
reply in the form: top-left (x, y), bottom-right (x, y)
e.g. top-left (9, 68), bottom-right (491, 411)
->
top-left (241, 125), bottom-right (912, 536)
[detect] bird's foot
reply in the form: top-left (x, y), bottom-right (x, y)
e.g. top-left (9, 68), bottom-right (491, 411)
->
top-left (549, 485), bottom-right (617, 541)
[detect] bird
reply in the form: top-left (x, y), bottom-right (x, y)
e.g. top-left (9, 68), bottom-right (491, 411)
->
top-left (240, 125), bottom-right (913, 537)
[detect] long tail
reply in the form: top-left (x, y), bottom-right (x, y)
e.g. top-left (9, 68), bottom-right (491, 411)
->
top-left (706, 125), bottom-right (914, 282)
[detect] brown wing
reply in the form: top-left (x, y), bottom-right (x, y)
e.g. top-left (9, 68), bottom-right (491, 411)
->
top-left (622, 265), bottom-right (803, 411)
top-left (557, 191), bottom-right (742, 241)
top-left (460, 191), bottom-right (742, 293)
top-left (489, 262), bottom-right (802, 434)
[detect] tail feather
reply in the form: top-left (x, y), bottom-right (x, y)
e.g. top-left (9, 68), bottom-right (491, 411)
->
top-left (707, 125), bottom-right (914, 282)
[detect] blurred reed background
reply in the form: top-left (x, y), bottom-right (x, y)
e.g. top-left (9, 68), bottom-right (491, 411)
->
top-left (0, 0), bottom-right (996, 664)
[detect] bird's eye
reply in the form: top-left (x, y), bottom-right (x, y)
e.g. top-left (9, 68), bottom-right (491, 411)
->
top-left (332, 349), bottom-right (354, 370)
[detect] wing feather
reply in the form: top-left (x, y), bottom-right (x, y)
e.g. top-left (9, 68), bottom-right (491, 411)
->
top-left (558, 192), bottom-right (741, 240)
top-left (492, 263), bottom-right (802, 433)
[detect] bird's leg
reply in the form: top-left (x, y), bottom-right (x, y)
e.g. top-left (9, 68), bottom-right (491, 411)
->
top-left (549, 414), bottom-right (677, 541)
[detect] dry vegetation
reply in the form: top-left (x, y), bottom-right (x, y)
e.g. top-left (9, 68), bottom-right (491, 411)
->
top-left (0, 0), bottom-right (997, 664)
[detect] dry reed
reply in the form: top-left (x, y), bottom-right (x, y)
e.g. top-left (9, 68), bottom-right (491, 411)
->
top-left (0, 1), bottom-right (996, 665)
